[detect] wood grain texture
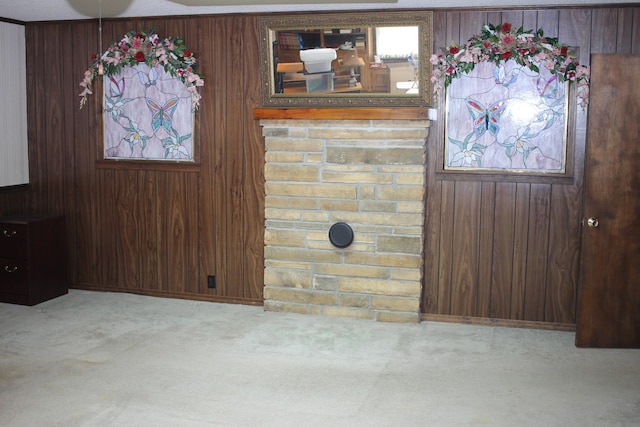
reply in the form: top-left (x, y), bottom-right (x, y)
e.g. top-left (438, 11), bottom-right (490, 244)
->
top-left (422, 7), bottom-right (640, 325)
top-left (450, 181), bottom-right (481, 317)
top-left (253, 107), bottom-right (428, 120)
top-left (523, 184), bottom-right (551, 322)
top-left (8, 15), bottom-right (269, 304)
top-left (242, 16), bottom-right (266, 300)
top-left (489, 183), bottom-right (516, 319)
top-left (476, 182), bottom-right (495, 318)
top-left (577, 54), bottom-right (640, 347)
top-left (3, 6), bottom-right (638, 319)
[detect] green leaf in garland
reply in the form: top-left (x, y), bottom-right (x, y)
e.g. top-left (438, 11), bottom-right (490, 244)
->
top-left (429, 21), bottom-right (591, 109)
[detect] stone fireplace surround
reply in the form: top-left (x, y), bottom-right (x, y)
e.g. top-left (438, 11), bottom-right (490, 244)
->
top-left (258, 112), bottom-right (429, 323)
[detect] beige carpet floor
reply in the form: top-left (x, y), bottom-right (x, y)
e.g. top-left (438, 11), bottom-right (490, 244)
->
top-left (1, 289), bottom-right (639, 426)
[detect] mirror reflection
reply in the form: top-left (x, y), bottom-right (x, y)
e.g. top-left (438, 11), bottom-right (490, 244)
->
top-left (273, 26), bottom-right (419, 95)
top-left (259, 12), bottom-right (433, 107)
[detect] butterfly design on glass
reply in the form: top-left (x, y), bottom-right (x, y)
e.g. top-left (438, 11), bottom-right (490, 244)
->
top-left (536, 74), bottom-right (558, 99)
top-left (493, 65), bottom-right (520, 87)
top-left (465, 98), bottom-right (507, 138)
top-left (138, 67), bottom-right (158, 88)
top-left (144, 97), bottom-right (179, 133)
top-left (109, 77), bottom-right (125, 98)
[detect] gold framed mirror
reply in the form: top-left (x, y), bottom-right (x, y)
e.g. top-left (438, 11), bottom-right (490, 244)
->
top-left (258, 11), bottom-right (433, 107)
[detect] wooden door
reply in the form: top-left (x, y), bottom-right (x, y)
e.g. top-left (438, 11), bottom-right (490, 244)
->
top-left (576, 54), bottom-right (640, 348)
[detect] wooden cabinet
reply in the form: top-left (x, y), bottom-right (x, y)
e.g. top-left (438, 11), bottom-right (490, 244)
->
top-left (368, 65), bottom-right (390, 93)
top-left (0, 214), bottom-right (68, 305)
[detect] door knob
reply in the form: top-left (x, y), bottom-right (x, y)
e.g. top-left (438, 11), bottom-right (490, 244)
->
top-left (587, 217), bottom-right (599, 228)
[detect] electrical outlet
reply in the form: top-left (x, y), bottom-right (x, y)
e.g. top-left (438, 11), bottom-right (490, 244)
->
top-left (207, 275), bottom-right (216, 289)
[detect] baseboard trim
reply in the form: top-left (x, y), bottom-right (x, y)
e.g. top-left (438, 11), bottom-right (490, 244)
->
top-left (420, 313), bottom-right (575, 332)
top-left (69, 284), bottom-right (264, 307)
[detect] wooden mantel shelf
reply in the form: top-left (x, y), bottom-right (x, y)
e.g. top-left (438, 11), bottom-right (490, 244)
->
top-left (253, 107), bottom-right (429, 121)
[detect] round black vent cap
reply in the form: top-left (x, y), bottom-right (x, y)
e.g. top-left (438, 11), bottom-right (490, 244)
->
top-left (328, 222), bottom-right (354, 248)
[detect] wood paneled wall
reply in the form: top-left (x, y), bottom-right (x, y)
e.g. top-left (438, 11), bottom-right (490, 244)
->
top-left (0, 15), bottom-right (265, 304)
top-left (0, 6), bottom-right (638, 322)
top-left (423, 7), bottom-right (640, 325)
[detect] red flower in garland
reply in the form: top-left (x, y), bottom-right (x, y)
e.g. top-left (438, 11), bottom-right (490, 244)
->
top-left (430, 22), bottom-right (591, 108)
top-left (79, 29), bottom-right (205, 110)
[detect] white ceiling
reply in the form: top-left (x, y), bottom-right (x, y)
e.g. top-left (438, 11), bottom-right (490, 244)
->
top-left (0, 0), bottom-right (631, 22)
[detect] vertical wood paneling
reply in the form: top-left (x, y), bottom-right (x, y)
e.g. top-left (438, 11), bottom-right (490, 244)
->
top-left (438, 181), bottom-right (455, 315)
top-left (423, 6), bottom-right (640, 325)
top-left (156, 172), bottom-right (169, 291)
top-left (241, 16), bottom-right (266, 300)
top-left (60, 22), bottom-right (77, 284)
top-left (476, 182), bottom-right (495, 318)
top-left (139, 170), bottom-right (159, 291)
top-left (445, 12), bottom-right (461, 50)
top-left (422, 11), bottom-right (447, 314)
top-left (226, 16), bottom-right (247, 298)
top-left (73, 22), bottom-right (98, 286)
top-left (213, 17), bottom-right (229, 296)
top-left (450, 182), bottom-right (481, 316)
top-left (616, 8), bottom-right (634, 54)
top-left (166, 173), bottom-right (188, 293)
top-left (186, 173), bottom-right (200, 294)
top-left (10, 6), bottom-right (640, 319)
top-left (116, 170), bottom-right (140, 289)
top-left (197, 16), bottom-right (218, 296)
top-left (591, 9), bottom-right (618, 53)
top-left (510, 183), bottom-right (530, 320)
top-left (99, 169), bottom-right (118, 287)
top-left (523, 184), bottom-right (551, 321)
top-left (633, 9), bottom-right (640, 54)
top-left (559, 9), bottom-right (592, 65)
top-left (545, 184), bottom-right (579, 324)
top-left (500, 10), bottom-right (524, 28)
top-left (536, 10), bottom-right (559, 37)
top-left (459, 12), bottom-right (486, 41)
top-left (30, 25), bottom-right (46, 214)
top-left (423, 177), bottom-right (443, 313)
top-left (490, 183), bottom-right (516, 319)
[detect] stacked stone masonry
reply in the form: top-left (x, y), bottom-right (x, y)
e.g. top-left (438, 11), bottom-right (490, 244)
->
top-left (260, 119), bottom-right (429, 323)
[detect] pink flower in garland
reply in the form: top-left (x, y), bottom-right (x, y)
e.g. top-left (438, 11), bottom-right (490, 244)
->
top-left (501, 34), bottom-right (515, 45)
top-left (78, 29), bottom-right (204, 111)
top-left (430, 22), bottom-right (591, 108)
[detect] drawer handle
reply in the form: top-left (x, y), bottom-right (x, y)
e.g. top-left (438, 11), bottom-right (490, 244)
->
top-left (2, 230), bottom-right (17, 238)
top-left (4, 265), bottom-right (18, 273)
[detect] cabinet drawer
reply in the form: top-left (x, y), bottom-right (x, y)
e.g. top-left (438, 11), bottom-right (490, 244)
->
top-left (0, 259), bottom-right (29, 294)
top-left (0, 224), bottom-right (28, 258)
